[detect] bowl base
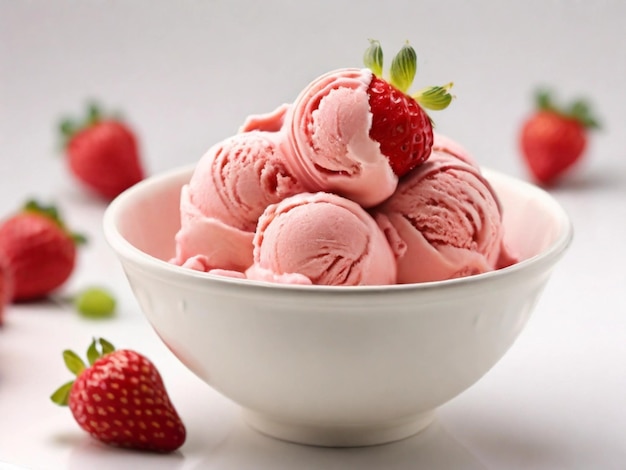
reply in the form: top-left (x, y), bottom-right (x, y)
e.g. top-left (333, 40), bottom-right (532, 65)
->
top-left (242, 409), bottom-right (436, 447)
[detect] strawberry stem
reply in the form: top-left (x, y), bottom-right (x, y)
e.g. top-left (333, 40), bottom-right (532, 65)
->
top-left (389, 41), bottom-right (417, 93)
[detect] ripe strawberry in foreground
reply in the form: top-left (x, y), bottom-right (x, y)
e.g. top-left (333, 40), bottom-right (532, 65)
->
top-left (364, 40), bottom-right (454, 176)
top-left (0, 256), bottom-right (13, 325)
top-left (60, 103), bottom-right (145, 199)
top-left (519, 90), bottom-right (600, 186)
top-left (51, 338), bottom-right (186, 453)
top-left (0, 200), bottom-right (85, 302)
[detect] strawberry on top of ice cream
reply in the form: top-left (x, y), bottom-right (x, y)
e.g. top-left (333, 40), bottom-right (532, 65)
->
top-left (286, 40), bottom-right (454, 208)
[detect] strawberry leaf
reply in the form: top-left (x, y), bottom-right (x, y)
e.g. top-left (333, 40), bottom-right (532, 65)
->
top-left (99, 338), bottom-right (115, 355)
top-left (535, 89), bottom-right (555, 111)
top-left (22, 199), bottom-right (88, 246)
top-left (87, 338), bottom-right (115, 363)
top-left (413, 83), bottom-right (455, 111)
top-left (389, 42), bottom-right (417, 93)
top-left (23, 200), bottom-right (60, 224)
top-left (363, 39), bottom-right (383, 77)
top-left (50, 380), bottom-right (74, 406)
top-left (86, 102), bottom-right (103, 126)
top-left (63, 350), bottom-right (86, 376)
top-left (57, 100), bottom-right (122, 150)
top-left (59, 119), bottom-right (77, 149)
top-left (534, 88), bottom-right (600, 130)
top-left (59, 119), bottom-right (77, 138)
top-left (569, 99), bottom-right (600, 129)
top-left (86, 338), bottom-right (100, 365)
top-left (71, 233), bottom-right (88, 245)
top-left (52, 339), bottom-right (115, 409)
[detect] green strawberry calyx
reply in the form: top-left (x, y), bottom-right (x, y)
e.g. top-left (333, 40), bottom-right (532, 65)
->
top-left (59, 102), bottom-right (123, 148)
top-left (363, 39), bottom-right (454, 111)
top-left (22, 199), bottom-right (87, 245)
top-left (536, 89), bottom-right (600, 129)
top-left (50, 337), bottom-right (116, 406)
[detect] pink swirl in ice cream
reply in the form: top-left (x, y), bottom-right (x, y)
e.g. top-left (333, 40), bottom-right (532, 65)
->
top-left (287, 68), bottom-right (398, 208)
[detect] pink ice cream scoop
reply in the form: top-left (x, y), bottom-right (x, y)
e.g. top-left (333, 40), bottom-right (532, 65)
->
top-left (374, 145), bottom-right (508, 283)
top-left (246, 192), bottom-right (397, 286)
top-left (172, 130), bottom-right (305, 272)
top-left (286, 68), bottom-right (398, 208)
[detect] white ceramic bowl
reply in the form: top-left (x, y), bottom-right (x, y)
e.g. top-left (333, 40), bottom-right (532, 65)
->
top-left (103, 165), bottom-right (572, 447)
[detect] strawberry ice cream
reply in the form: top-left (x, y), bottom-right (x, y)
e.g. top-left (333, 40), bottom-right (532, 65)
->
top-left (171, 41), bottom-right (516, 285)
top-left (172, 130), bottom-right (305, 272)
top-left (246, 192), bottom-right (396, 286)
top-left (373, 141), bottom-right (510, 284)
top-left (286, 68), bottom-right (398, 208)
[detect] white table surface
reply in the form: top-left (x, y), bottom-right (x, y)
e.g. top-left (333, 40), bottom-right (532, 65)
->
top-left (1, 2), bottom-right (625, 469)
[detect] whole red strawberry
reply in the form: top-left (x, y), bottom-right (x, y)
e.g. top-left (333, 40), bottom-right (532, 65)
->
top-left (60, 103), bottom-right (145, 199)
top-left (0, 255), bottom-right (13, 325)
top-left (520, 90), bottom-right (599, 186)
top-left (51, 338), bottom-right (186, 453)
top-left (0, 200), bottom-right (85, 301)
top-left (364, 40), bottom-right (454, 176)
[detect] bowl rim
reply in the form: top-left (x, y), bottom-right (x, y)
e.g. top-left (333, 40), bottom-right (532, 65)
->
top-left (103, 164), bottom-right (574, 295)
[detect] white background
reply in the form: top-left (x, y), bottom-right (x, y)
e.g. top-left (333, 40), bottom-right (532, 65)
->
top-left (1, 1), bottom-right (625, 469)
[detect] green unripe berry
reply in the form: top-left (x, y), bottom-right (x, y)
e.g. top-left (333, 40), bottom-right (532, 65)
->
top-left (75, 288), bottom-right (116, 319)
